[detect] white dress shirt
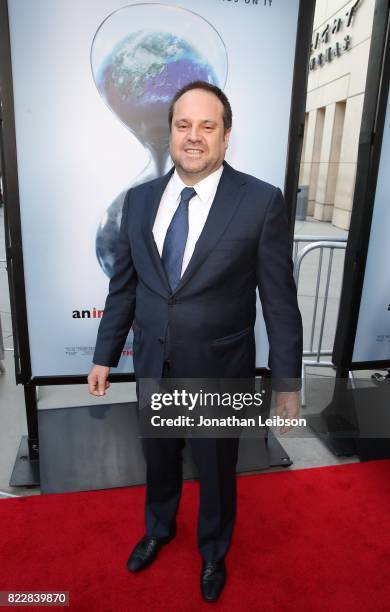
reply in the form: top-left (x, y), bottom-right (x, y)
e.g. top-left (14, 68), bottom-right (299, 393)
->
top-left (152, 165), bottom-right (224, 277)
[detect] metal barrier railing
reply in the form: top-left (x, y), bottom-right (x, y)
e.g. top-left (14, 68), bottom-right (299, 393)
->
top-left (293, 235), bottom-right (347, 406)
top-left (293, 235), bottom-right (347, 266)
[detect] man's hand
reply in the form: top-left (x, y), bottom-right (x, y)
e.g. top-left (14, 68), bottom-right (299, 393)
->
top-left (274, 391), bottom-right (301, 434)
top-left (88, 364), bottom-right (111, 396)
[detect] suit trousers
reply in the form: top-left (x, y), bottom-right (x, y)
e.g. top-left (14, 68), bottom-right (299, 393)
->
top-left (140, 361), bottom-right (240, 562)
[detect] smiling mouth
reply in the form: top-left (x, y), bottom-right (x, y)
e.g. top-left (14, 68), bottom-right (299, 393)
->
top-left (184, 148), bottom-right (204, 155)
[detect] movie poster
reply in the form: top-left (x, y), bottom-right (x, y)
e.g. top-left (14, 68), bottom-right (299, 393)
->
top-left (352, 94), bottom-right (390, 364)
top-left (6, 0), bottom-right (300, 376)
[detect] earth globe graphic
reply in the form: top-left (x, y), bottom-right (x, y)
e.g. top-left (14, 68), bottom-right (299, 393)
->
top-left (91, 3), bottom-right (228, 277)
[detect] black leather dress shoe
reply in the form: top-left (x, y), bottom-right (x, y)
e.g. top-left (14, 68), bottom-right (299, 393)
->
top-left (127, 535), bottom-right (173, 572)
top-left (200, 560), bottom-right (226, 602)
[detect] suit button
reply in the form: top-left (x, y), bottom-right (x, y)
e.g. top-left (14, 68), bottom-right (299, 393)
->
top-left (168, 298), bottom-right (176, 305)
top-left (158, 337), bottom-right (165, 344)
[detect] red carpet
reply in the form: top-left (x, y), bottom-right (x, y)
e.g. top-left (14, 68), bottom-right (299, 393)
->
top-left (1, 459), bottom-right (390, 611)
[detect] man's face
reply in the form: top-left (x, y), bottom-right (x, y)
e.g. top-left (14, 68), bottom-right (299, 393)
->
top-left (169, 89), bottom-right (231, 185)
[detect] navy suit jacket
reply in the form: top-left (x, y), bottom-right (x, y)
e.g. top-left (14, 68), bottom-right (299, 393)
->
top-left (92, 161), bottom-right (303, 389)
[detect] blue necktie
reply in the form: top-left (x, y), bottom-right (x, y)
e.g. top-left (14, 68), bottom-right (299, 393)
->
top-left (162, 186), bottom-right (197, 292)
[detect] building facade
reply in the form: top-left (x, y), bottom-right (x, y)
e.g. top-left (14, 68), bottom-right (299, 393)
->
top-left (300, 0), bottom-right (376, 229)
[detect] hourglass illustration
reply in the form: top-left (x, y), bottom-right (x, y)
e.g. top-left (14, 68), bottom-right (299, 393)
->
top-left (91, 3), bottom-right (228, 277)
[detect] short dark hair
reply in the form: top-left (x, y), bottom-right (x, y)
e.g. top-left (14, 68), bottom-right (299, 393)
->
top-left (168, 81), bottom-right (232, 133)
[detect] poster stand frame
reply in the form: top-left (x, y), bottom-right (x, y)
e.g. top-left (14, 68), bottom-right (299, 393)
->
top-left (0, 0), bottom-right (315, 481)
top-left (306, 0), bottom-right (390, 458)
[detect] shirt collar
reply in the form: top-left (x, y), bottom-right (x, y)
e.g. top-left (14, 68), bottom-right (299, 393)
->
top-left (170, 165), bottom-right (224, 204)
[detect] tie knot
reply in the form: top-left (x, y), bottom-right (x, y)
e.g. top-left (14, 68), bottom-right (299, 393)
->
top-left (180, 187), bottom-right (197, 204)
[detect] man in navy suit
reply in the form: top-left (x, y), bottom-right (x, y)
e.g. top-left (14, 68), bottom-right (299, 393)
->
top-left (88, 81), bottom-right (302, 602)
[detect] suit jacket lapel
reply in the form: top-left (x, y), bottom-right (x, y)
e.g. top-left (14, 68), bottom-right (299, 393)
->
top-left (141, 167), bottom-right (174, 294)
top-left (174, 161), bottom-right (247, 294)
